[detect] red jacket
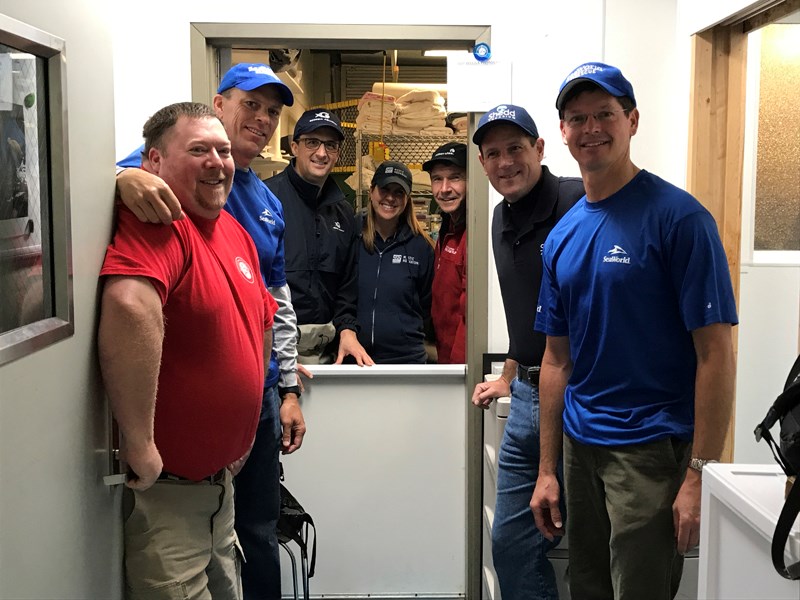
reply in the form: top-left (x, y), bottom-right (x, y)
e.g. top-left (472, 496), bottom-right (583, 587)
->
top-left (431, 215), bottom-right (466, 363)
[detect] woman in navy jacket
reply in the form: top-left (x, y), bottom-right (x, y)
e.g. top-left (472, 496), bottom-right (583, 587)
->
top-left (357, 161), bottom-right (435, 364)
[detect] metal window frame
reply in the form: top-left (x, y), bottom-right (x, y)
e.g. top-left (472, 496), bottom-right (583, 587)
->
top-left (0, 13), bottom-right (73, 366)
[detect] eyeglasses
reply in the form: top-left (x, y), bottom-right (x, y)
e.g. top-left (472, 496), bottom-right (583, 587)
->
top-left (562, 109), bottom-right (628, 129)
top-left (298, 137), bottom-right (341, 153)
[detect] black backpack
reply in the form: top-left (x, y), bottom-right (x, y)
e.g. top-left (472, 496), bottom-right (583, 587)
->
top-left (754, 354), bottom-right (800, 579)
top-left (277, 482), bottom-right (317, 578)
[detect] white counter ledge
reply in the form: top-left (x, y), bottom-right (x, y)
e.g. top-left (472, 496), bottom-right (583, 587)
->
top-left (303, 363), bottom-right (466, 378)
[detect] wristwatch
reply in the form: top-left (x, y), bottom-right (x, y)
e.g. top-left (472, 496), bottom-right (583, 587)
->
top-left (278, 385), bottom-right (301, 399)
top-left (688, 457), bottom-right (718, 474)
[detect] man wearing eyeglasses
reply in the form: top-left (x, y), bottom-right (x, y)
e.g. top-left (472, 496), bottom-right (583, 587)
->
top-left (531, 62), bottom-right (737, 600)
top-left (265, 109), bottom-right (374, 366)
top-left (114, 63), bottom-right (306, 600)
top-left (470, 104), bottom-right (584, 600)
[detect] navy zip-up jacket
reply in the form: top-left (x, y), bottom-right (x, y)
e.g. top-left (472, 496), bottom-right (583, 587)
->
top-left (356, 222), bottom-right (435, 364)
top-left (265, 160), bottom-right (359, 333)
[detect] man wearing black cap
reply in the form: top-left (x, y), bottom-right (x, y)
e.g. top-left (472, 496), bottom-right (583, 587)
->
top-left (265, 109), bottom-right (374, 366)
top-left (422, 142), bottom-right (467, 364)
top-left (115, 62), bottom-right (306, 600)
top-left (531, 62), bottom-right (737, 599)
top-left (470, 104), bottom-right (584, 600)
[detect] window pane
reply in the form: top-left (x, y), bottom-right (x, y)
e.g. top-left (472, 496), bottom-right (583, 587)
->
top-left (0, 44), bottom-right (51, 333)
top-left (753, 23), bottom-right (800, 251)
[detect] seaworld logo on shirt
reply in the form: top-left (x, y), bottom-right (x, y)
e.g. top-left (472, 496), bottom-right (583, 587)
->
top-left (259, 208), bottom-right (276, 226)
top-left (602, 244), bottom-right (630, 264)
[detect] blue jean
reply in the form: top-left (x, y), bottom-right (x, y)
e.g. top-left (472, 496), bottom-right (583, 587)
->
top-left (234, 385), bottom-right (282, 600)
top-left (492, 378), bottom-right (564, 600)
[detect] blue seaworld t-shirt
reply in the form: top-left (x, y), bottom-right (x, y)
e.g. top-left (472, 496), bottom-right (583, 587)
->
top-left (535, 170), bottom-right (738, 446)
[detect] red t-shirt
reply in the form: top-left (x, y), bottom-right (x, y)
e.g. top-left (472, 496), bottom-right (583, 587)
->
top-left (101, 206), bottom-right (277, 480)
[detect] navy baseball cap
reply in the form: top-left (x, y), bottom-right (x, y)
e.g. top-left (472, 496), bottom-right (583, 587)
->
top-left (372, 161), bottom-right (412, 195)
top-left (472, 104), bottom-right (539, 146)
top-left (422, 142), bottom-right (467, 172)
top-left (292, 109), bottom-right (345, 141)
top-left (556, 62), bottom-right (636, 112)
top-left (217, 63), bottom-right (294, 107)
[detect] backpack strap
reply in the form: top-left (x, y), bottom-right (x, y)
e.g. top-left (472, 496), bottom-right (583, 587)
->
top-left (773, 477), bottom-right (800, 579)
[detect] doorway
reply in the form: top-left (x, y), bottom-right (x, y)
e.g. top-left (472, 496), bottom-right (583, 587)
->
top-left (189, 22), bottom-right (492, 599)
top-left (687, 1), bottom-right (800, 463)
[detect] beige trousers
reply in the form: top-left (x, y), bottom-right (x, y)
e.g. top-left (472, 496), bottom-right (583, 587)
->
top-left (123, 470), bottom-right (242, 600)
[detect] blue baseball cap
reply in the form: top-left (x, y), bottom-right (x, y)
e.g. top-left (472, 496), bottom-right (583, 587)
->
top-left (556, 62), bottom-right (636, 112)
top-left (472, 104), bottom-right (539, 147)
top-left (217, 63), bottom-right (294, 107)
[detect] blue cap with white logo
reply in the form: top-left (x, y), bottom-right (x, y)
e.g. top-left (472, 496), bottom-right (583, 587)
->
top-left (472, 104), bottom-right (539, 147)
top-left (217, 63), bottom-right (294, 107)
top-left (556, 62), bottom-right (636, 112)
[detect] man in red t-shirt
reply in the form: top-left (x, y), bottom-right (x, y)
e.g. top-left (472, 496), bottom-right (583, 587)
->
top-left (98, 102), bottom-right (277, 599)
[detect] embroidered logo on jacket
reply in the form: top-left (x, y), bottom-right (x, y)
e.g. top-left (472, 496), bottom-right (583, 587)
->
top-left (235, 257), bottom-right (256, 283)
top-left (602, 245), bottom-right (630, 264)
top-left (332, 221), bottom-right (345, 232)
top-left (392, 254), bottom-right (419, 265)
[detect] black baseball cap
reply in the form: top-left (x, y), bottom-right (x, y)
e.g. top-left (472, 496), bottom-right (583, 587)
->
top-left (293, 109), bottom-right (345, 141)
top-left (422, 142), bottom-right (467, 172)
top-left (371, 161), bottom-right (412, 195)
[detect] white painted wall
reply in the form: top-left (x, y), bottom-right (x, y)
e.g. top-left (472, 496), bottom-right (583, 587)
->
top-left (0, 0), bottom-right (122, 598)
top-left (735, 266), bottom-right (800, 463)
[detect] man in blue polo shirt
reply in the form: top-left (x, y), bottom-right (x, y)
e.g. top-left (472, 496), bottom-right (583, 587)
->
top-left (115, 63), bottom-right (306, 600)
top-left (531, 62), bottom-right (738, 600)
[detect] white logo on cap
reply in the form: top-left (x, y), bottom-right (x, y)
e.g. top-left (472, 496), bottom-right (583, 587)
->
top-left (315, 111), bottom-right (331, 119)
top-left (565, 64), bottom-right (604, 83)
top-left (488, 105), bottom-right (516, 121)
top-left (248, 65), bottom-right (274, 76)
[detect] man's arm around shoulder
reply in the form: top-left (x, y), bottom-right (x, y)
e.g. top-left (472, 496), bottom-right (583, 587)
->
top-left (98, 275), bottom-right (165, 490)
top-left (116, 167), bottom-right (183, 224)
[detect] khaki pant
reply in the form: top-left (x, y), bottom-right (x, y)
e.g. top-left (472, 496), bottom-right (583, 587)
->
top-left (564, 435), bottom-right (690, 600)
top-left (123, 470), bottom-right (242, 600)
top-left (296, 322), bottom-right (336, 364)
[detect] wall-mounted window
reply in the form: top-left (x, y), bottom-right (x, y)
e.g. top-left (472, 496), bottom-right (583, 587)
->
top-left (741, 19), bottom-right (800, 265)
top-left (0, 14), bottom-right (72, 366)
